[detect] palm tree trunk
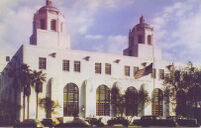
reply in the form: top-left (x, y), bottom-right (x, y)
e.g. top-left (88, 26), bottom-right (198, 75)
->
top-left (36, 93), bottom-right (38, 119)
top-left (27, 96), bottom-right (30, 119)
top-left (23, 91), bottom-right (25, 121)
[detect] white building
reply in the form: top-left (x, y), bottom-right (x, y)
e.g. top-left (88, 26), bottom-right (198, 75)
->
top-left (0, 0), bottom-right (173, 122)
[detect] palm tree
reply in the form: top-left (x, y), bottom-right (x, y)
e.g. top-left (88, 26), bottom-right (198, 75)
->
top-left (19, 64), bottom-right (32, 120)
top-left (31, 70), bottom-right (46, 119)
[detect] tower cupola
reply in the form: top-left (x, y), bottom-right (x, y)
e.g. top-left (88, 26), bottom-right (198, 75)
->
top-left (123, 16), bottom-right (162, 60)
top-left (140, 16), bottom-right (145, 24)
top-left (30, 0), bottom-right (70, 49)
top-left (46, 0), bottom-right (53, 6)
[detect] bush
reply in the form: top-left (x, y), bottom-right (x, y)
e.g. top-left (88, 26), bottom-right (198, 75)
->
top-left (85, 117), bottom-right (104, 127)
top-left (107, 117), bottom-right (129, 127)
top-left (14, 119), bottom-right (41, 127)
top-left (133, 119), bottom-right (141, 126)
top-left (140, 116), bottom-right (176, 127)
top-left (55, 117), bottom-right (89, 127)
top-left (177, 118), bottom-right (199, 127)
top-left (41, 118), bottom-right (54, 127)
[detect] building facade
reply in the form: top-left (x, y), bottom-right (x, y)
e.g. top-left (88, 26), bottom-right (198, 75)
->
top-left (0, 0), bottom-right (173, 122)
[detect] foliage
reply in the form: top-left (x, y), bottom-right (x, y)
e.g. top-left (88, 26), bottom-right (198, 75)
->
top-left (137, 85), bottom-right (150, 115)
top-left (111, 85), bottom-right (150, 117)
top-left (39, 97), bottom-right (61, 118)
top-left (107, 117), bottom-right (129, 127)
top-left (163, 61), bottom-right (201, 117)
top-left (111, 86), bottom-right (123, 116)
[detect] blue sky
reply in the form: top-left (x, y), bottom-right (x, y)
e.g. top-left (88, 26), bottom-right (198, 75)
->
top-left (0, 0), bottom-right (201, 63)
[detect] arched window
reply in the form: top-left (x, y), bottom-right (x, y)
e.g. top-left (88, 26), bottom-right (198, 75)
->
top-left (64, 83), bottom-right (79, 116)
top-left (125, 86), bottom-right (138, 116)
top-left (148, 35), bottom-right (152, 45)
top-left (138, 35), bottom-right (143, 43)
top-left (51, 19), bottom-right (56, 31)
top-left (152, 88), bottom-right (163, 116)
top-left (96, 85), bottom-right (110, 116)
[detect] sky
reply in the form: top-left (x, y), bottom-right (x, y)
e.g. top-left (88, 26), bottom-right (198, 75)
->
top-left (0, 0), bottom-right (201, 63)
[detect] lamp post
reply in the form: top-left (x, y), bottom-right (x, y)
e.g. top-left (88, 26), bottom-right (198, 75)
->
top-left (81, 105), bottom-right (85, 118)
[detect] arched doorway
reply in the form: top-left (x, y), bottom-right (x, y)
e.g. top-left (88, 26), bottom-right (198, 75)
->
top-left (96, 85), bottom-right (110, 116)
top-left (152, 88), bottom-right (163, 116)
top-left (125, 86), bottom-right (138, 116)
top-left (63, 83), bottom-right (79, 116)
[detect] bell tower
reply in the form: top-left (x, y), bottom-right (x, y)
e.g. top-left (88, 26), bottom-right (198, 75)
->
top-left (30, 0), bottom-right (70, 49)
top-left (123, 16), bottom-right (161, 60)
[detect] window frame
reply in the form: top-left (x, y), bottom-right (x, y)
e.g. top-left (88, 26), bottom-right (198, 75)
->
top-left (63, 60), bottom-right (70, 71)
top-left (74, 61), bottom-right (81, 72)
top-left (105, 63), bottom-right (111, 75)
top-left (39, 57), bottom-right (46, 70)
top-left (124, 66), bottom-right (130, 76)
top-left (95, 63), bottom-right (101, 74)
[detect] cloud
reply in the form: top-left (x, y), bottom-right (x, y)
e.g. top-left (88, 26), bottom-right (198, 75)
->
top-left (152, 0), bottom-right (201, 63)
top-left (85, 34), bottom-right (103, 39)
top-left (0, 0), bottom-right (41, 54)
top-left (65, 0), bottom-right (135, 34)
top-left (107, 35), bottom-right (127, 55)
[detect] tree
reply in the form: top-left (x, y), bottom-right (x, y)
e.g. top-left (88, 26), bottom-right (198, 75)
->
top-left (163, 62), bottom-right (201, 117)
top-left (137, 85), bottom-right (150, 116)
top-left (7, 63), bottom-right (21, 121)
top-left (31, 70), bottom-right (46, 119)
top-left (125, 87), bottom-right (138, 116)
top-left (39, 97), bottom-right (61, 118)
top-left (111, 86), bottom-right (121, 117)
top-left (19, 64), bottom-right (32, 119)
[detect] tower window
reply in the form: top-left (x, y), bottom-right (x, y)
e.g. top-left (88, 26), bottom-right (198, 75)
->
top-left (39, 57), bottom-right (46, 69)
top-left (40, 19), bottom-right (46, 29)
top-left (51, 19), bottom-right (56, 31)
top-left (148, 35), bottom-right (152, 45)
top-left (138, 35), bottom-right (143, 44)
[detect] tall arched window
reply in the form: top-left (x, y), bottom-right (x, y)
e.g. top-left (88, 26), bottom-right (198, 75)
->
top-left (96, 85), bottom-right (110, 116)
top-left (64, 83), bottom-right (79, 116)
top-left (125, 86), bottom-right (138, 116)
top-left (152, 88), bottom-right (163, 116)
top-left (147, 35), bottom-right (152, 45)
